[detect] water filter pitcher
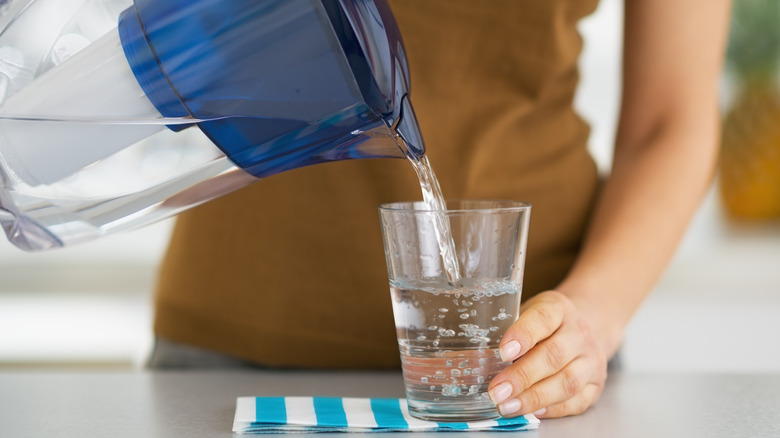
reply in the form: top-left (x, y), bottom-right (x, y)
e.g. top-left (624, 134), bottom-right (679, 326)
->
top-left (0, 0), bottom-right (425, 251)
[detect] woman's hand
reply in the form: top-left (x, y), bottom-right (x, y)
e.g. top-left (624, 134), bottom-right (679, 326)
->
top-left (487, 291), bottom-right (610, 418)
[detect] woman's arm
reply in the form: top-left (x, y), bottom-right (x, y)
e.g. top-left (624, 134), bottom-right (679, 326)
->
top-left (488, 0), bottom-right (732, 418)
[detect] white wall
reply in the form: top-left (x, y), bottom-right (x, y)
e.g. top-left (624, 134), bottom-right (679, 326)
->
top-left (0, 220), bottom-right (172, 366)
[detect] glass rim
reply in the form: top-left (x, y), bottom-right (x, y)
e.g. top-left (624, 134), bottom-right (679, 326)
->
top-left (378, 199), bottom-right (532, 215)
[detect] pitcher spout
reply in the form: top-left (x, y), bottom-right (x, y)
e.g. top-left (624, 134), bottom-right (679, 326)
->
top-left (393, 95), bottom-right (425, 158)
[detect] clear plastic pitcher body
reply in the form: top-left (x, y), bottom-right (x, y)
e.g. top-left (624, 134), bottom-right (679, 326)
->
top-left (0, 0), bottom-right (423, 251)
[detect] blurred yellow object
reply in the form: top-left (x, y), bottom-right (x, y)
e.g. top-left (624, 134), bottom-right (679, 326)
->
top-left (718, 0), bottom-right (780, 220)
top-left (720, 81), bottom-right (780, 219)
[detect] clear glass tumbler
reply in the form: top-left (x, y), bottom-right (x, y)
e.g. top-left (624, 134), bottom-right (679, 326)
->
top-left (378, 200), bottom-right (531, 421)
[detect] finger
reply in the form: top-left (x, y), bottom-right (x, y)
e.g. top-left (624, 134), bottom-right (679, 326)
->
top-left (492, 319), bottom-right (581, 394)
top-left (509, 357), bottom-right (595, 416)
top-left (534, 382), bottom-right (603, 418)
top-left (515, 324), bottom-right (581, 379)
top-left (488, 334), bottom-right (583, 412)
top-left (498, 291), bottom-right (568, 362)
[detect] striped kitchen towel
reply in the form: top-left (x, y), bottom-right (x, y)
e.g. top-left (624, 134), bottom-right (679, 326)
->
top-left (233, 397), bottom-right (539, 433)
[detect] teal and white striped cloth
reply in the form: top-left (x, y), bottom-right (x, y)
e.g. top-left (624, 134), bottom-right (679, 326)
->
top-left (233, 397), bottom-right (539, 433)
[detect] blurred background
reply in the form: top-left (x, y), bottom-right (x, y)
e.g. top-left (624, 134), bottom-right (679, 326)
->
top-left (1, 0), bottom-right (779, 371)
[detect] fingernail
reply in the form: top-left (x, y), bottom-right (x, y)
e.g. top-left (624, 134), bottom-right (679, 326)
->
top-left (533, 408), bottom-right (547, 417)
top-left (499, 340), bottom-right (521, 362)
top-left (498, 399), bottom-right (522, 416)
top-left (488, 381), bottom-right (513, 404)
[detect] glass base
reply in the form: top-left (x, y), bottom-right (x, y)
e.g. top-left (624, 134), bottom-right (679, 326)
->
top-left (408, 404), bottom-right (500, 422)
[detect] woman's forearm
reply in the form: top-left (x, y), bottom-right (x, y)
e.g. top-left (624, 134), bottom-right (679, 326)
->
top-left (556, 0), bottom-right (731, 358)
top-left (556, 119), bottom-right (719, 357)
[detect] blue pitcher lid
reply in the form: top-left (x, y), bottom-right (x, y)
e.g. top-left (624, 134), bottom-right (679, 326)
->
top-left (118, 0), bottom-right (419, 177)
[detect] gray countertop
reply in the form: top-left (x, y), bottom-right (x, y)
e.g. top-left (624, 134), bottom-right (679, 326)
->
top-left (1, 370), bottom-right (779, 437)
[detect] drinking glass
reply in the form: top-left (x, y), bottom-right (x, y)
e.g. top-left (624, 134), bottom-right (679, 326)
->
top-left (378, 200), bottom-right (531, 421)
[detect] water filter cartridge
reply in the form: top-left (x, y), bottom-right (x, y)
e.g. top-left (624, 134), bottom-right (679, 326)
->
top-left (0, 27), bottom-right (166, 186)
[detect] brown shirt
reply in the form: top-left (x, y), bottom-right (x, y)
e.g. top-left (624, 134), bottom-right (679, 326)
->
top-left (154, 0), bottom-right (600, 369)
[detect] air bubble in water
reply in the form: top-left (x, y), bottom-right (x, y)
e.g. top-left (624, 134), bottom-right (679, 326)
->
top-left (438, 328), bottom-right (455, 337)
top-left (459, 313), bottom-right (469, 319)
top-left (459, 324), bottom-right (489, 338)
top-left (442, 384), bottom-right (461, 396)
top-left (451, 369), bottom-right (461, 377)
top-left (428, 325), bottom-right (438, 330)
top-left (469, 385), bottom-right (480, 394)
top-left (438, 308), bottom-right (449, 313)
top-left (496, 308), bottom-right (511, 320)
top-left (477, 376), bottom-right (485, 384)
top-left (458, 360), bottom-right (469, 368)
top-left (421, 377), bottom-right (428, 383)
top-left (445, 359), bottom-right (453, 367)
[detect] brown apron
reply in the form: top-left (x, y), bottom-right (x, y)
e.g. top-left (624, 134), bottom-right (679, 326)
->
top-left (154, 0), bottom-right (601, 368)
